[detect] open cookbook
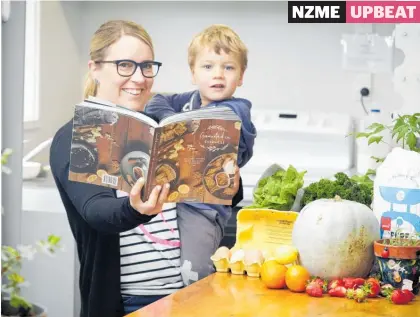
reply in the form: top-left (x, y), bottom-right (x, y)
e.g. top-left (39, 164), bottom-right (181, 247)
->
top-left (68, 97), bottom-right (242, 205)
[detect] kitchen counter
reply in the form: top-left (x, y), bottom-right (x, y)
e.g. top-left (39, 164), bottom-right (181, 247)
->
top-left (23, 173), bottom-right (57, 188)
top-left (125, 273), bottom-right (419, 317)
top-left (20, 173), bottom-right (80, 316)
top-left (22, 173), bottom-right (66, 213)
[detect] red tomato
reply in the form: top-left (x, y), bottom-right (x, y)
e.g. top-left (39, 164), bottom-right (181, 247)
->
top-left (381, 247), bottom-right (390, 258)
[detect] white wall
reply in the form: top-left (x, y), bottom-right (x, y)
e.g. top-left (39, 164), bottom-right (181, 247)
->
top-left (20, 2), bottom-right (84, 314)
top-left (25, 1), bottom-right (405, 164)
top-left (2, 0), bottom-right (26, 248)
top-left (76, 1), bottom-right (403, 117)
top-left (24, 0), bottom-right (83, 164)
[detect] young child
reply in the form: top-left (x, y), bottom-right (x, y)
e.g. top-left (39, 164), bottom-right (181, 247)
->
top-left (145, 24), bottom-right (256, 284)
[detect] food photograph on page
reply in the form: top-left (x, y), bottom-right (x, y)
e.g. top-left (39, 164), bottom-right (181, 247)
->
top-left (69, 105), bottom-right (154, 192)
top-left (152, 119), bottom-right (241, 204)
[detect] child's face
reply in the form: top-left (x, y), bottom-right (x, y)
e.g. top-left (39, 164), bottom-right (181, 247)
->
top-left (192, 47), bottom-right (244, 107)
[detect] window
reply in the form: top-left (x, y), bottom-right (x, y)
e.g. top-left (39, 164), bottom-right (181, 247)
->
top-left (23, 0), bottom-right (40, 124)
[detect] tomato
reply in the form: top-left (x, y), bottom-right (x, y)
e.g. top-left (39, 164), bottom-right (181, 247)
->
top-left (381, 247), bottom-right (389, 258)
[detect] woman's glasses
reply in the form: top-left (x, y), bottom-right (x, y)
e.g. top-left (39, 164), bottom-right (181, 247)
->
top-left (95, 59), bottom-right (162, 78)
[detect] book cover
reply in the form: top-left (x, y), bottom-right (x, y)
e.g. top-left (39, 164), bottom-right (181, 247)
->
top-left (69, 105), bottom-right (155, 194)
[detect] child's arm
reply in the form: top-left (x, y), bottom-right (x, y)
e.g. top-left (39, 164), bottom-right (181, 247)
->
top-left (145, 91), bottom-right (197, 120)
top-left (211, 98), bottom-right (257, 167)
top-left (146, 94), bottom-right (256, 167)
top-left (144, 94), bottom-right (177, 120)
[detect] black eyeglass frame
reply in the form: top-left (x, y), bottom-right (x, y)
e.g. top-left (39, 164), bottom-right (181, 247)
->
top-left (95, 59), bottom-right (163, 78)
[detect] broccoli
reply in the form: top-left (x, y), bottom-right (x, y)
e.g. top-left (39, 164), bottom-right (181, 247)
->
top-left (334, 172), bottom-right (350, 185)
top-left (302, 172), bottom-right (373, 208)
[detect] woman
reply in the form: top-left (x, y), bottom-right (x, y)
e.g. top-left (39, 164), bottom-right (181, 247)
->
top-left (50, 20), bottom-right (179, 317)
top-left (50, 20), bottom-right (241, 317)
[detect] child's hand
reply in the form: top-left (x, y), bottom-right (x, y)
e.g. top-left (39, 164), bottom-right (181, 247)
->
top-left (129, 178), bottom-right (170, 216)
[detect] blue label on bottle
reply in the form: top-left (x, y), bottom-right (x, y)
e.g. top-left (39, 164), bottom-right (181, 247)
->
top-left (378, 186), bottom-right (420, 239)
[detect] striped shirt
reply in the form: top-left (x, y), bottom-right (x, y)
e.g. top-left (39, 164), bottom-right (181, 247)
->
top-left (117, 191), bottom-right (183, 296)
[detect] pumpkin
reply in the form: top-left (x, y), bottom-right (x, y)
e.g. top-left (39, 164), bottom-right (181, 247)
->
top-left (292, 195), bottom-right (380, 279)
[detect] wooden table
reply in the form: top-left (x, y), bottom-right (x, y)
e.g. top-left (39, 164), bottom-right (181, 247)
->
top-left (125, 273), bottom-right (420, 317)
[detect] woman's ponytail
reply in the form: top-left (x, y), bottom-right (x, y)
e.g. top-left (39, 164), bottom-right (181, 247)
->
top-left (83, 73), bottom-right (98, 99)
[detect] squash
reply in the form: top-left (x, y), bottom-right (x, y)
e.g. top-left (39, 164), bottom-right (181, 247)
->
top-left (292, 195), bottom-right (380, 279)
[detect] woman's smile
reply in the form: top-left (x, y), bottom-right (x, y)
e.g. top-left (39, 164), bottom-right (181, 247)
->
top-left (122, 88), bottom-right (143, 96)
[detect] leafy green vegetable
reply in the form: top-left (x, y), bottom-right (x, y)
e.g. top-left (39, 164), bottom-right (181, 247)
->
top-left (301, 172), bottom-right (373, 208)
top-left (246, 165), bottom-right (306, 210)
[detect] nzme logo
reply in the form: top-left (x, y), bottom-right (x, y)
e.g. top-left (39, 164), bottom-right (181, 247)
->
top-left (288, 1), bottom-right (346, 23)
top-left (293, 5), bottom-right (341, 19)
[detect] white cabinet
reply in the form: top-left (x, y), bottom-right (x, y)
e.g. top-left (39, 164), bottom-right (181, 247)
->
top-left (21, 180), bottom-right (80, 317)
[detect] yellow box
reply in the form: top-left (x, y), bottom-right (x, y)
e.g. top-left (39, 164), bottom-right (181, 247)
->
top-left (233, 208), bottom-right (299, 257)
top-left (211, 208), bottom-right (299, 276)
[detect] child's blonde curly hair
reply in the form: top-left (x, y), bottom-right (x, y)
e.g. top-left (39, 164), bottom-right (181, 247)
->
top-left (188, 24), bottom-right (248, 73)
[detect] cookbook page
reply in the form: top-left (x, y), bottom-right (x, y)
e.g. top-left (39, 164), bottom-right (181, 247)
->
top-left (151, 118), bottom-right (242, 205)
top-left (69, 103), bottom-right (155, 194)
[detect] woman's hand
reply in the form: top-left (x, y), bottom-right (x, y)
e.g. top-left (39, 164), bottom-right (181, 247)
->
top-left (129, 178), bottom-right (170, 216)
top-left (232, 166), bottom-right (241, 195)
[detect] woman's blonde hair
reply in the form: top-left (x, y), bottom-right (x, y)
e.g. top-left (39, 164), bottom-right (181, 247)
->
top-left (188, 24), bottom-right (248, 73)
top-left (84, 20), bottom-right (154, 99)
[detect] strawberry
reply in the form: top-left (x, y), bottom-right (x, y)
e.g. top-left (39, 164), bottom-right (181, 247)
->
top-left (343, 278), bottom-right (356, 289)
top-left (380, 284), bottom-right (394, 297)
top-left (353, 278), bottom-right (366, 289)
top-left (346, 288), bottom-right (355, 299)
top-left (343, 277), bottom-right (365, 289)
top-left (354, 288), bottom-right (368, 303)
top-left (328, 279), bottom-right (344, 291)
top-left (306, 282), bottom-right (324, 297)
top-left (366, 277), bottom-right (380, 286)
top-left (389, 289), bottom-right (411, 305)
top-left (364, 278), bottom-right (381, 298)
top-left (308, 277), bottom-right (328, 293)
top-left (328, 286), bottom-right (347, 297)
top-left (401, 290), bottom-right (415, 302)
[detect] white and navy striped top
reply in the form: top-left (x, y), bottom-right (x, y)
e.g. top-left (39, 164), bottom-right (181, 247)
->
top-left (117, 191), bottom-right (183, 297)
